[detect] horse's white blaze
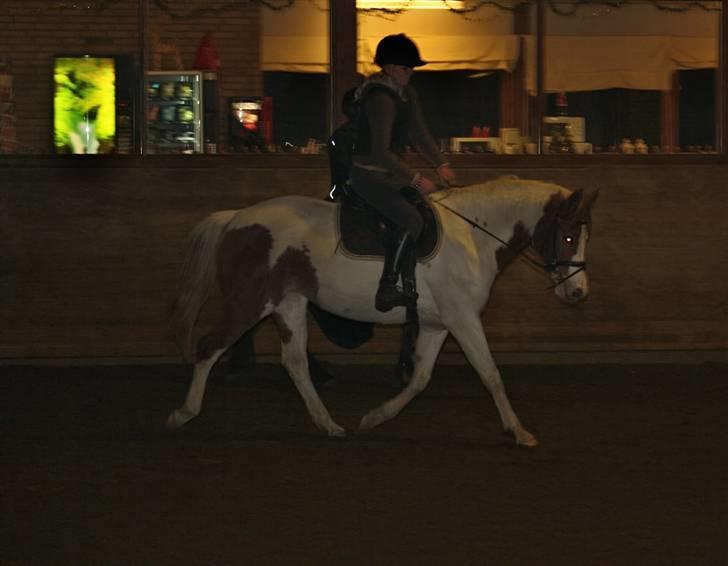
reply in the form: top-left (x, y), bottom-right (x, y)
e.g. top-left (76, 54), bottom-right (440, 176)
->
top-left (553, 224), bottom-right (590, 304)
top-left (169, 177), bottom-right (598, 446)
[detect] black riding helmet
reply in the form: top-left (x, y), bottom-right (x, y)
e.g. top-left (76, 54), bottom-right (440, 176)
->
top-left (374, 34), bottom-right (426, 68)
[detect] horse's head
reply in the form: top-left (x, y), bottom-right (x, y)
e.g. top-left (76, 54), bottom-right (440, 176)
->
top-left (534, 186), bottom-right (599, 305)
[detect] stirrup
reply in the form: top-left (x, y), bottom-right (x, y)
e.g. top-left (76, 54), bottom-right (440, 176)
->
top-left (375, 279), bottom-right (417, 312)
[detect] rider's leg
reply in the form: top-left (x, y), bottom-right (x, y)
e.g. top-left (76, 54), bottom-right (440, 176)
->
top-left (375, 225), bottom-right (416, 312)
top-left (349, 169), bottom-right (424, 312)
top-left (373, 193), bottom-right (424, 311)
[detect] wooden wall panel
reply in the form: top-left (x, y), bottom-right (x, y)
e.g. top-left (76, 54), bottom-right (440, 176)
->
top-left (1, 157), bottom-right (726, 360)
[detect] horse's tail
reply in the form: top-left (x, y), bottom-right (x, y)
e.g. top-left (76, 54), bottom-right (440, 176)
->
top-left (169, 210), bottom-right (237, 361)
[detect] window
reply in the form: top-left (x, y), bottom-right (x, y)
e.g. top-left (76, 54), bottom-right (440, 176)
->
top-left (261, 0), bottom-right (330, 151)
top-left (540, 1), bottom-right (721, 154)
top-left (357, 1), bottom-right (517, 154)
top-left (0, 0), bottom-right (724, 158)
top-left (680, 68), bottom-right (716, 151)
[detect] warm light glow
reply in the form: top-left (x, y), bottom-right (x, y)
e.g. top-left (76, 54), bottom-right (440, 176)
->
top-left (54, 56), bottom-right (116, 154)
top-left (358, 0), bottom-right (464, 10)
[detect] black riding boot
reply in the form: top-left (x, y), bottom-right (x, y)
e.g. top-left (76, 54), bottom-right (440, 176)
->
top-left (375, 229), bottom-right (417, 312)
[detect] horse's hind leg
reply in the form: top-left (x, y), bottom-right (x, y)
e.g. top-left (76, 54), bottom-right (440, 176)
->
top-left (166, 347), bottom-right (227, 430)
top-left (360, 325), bottom-right (449, 430)
top-left (167, 307), bottom-right (273, 430)
top-left (275, 294), bottom-right (345, 437)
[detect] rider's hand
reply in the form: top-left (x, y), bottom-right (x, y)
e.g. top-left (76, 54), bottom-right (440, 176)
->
top-left (437, 163), bottom-right (457, 186)
top-left (412, 174), bottom-right (437, 195)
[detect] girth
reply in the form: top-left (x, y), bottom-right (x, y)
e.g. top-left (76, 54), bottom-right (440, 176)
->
top-left (336, 185), bottom-right (441, 261)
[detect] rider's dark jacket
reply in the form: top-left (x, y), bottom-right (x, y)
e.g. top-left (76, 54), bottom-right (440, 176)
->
top-left (350, 73), bottom-right (446, 239)
top-left (353, 73), bottom-right (444, 186)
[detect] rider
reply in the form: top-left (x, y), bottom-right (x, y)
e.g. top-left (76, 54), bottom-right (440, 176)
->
top-left (351, 33), bottom-right (457, 312)
top-left (327, 87), bottom-right (358, 201)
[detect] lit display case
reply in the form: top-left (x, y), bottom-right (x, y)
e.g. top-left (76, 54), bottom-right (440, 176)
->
top-left (145, 71), bottom-right (203, 154)
top-left (53, 56), bottom-right (117, 154)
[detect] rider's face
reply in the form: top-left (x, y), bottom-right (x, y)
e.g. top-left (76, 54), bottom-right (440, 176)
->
top-left (384, 64), bottom-right (414, 87)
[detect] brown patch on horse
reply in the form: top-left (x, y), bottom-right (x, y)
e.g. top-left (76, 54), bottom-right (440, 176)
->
top-left (196, 224), bottom-right (319, 360)
top-left (495, 221), bottom-right (532, 271)
top-left (270, 245), bottom-right (319, 305)
top-left (532, 191), bottom-right (568, 259)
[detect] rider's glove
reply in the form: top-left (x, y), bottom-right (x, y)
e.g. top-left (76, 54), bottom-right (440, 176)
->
top-left (437, 163), bottom-right (457, 186)
top-left (411, 173), bottom-right (437, 195)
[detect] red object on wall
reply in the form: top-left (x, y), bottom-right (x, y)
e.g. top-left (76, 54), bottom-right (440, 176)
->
top-left (193, 33), bottom-right (220, 71)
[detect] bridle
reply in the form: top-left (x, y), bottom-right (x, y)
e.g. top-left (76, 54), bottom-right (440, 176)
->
top-left (539, 216), bottom-right (587, 288)
top-left (430, 192), bottom-right (587, 290)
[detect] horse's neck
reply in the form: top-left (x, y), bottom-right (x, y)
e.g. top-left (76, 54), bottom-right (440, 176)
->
top-left (442, 181), bottom-right (556, 240)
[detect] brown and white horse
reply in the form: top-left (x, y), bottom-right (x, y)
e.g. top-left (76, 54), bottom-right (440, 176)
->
top-left (167, 177), bottom-right (598, 446)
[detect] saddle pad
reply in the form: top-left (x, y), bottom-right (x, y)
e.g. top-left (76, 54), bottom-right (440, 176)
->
top-left (336, 190), bottom-right (441, 262)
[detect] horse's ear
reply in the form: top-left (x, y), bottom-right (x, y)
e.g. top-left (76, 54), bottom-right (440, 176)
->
top-left (564, 186), bottom-right (599, 218)
top-left (581, 186), bottom-right (600, 209)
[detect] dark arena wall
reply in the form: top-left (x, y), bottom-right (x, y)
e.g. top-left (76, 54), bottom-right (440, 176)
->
top-left (1, 155), bottom-right (726, 361)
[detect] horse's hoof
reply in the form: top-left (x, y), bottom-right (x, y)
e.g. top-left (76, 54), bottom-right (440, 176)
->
top-left (166, 411), bottom-right (182, 430)
top-left (513, 428), bottom-right (539, 447)
top-left (166, 407), bottom-right (196, 430)
top-left (328, 426), bottom-right (347, 438)
top-left (359, 411), bottom-right (385, 430)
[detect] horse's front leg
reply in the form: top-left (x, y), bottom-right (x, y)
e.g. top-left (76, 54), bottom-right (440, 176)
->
top-left (275, 294), bottom-right (345, 437)
top-left (360, 324), bottom-right (449, 430)
top-left (448, 316), bottom-right (538, 447)
top-left (167, 347), bottom-right (226, 429)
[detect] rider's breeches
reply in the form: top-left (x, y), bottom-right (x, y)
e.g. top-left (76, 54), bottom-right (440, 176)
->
top-left (350, 166), bottom-right (423, 240)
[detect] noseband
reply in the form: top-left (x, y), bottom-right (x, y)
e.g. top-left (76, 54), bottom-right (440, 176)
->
top-left (431, 197), bottom-right (587, 290)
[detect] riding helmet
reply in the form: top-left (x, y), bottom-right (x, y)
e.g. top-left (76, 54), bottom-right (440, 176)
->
top-left (374, 34), bottom-right (426, 68)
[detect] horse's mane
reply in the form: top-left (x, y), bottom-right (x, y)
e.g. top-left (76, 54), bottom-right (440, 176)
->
top-left (433, 175), bottom-right (570, 208)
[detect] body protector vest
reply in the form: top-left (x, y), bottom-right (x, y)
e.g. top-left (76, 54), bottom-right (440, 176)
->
top-left (354, 84), bottom-right (412, 158)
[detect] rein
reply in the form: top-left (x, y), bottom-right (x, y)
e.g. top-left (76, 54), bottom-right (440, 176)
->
top-left (430, 191), bottom-right (586, 290)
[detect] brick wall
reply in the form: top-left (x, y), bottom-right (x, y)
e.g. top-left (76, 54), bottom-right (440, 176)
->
top-left (146, 0), bottom-right (262, 152)
top-left (0, 0), bottom-right (262, 154)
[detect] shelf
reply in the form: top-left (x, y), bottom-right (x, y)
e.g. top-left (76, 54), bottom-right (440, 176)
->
top-left (149, 141), bottom-right (198, 148)
top-left (148, 122), bottom-right (196, 130)
top-left (147, 99), bottom-right (194, 106)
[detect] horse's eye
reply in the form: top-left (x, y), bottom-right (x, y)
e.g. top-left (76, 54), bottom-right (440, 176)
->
top-left (564, 235), bottom-right (575, 245)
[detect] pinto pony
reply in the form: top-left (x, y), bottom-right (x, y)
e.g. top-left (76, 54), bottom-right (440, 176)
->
top-left (168, 177), bottom-right (598, 446)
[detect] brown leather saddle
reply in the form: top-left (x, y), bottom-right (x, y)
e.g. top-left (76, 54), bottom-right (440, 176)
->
top-left (336, 185), bottom-right (441, 261)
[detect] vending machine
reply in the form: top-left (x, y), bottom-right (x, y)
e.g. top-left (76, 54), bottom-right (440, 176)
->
top-left (145, 70), bottom-right (204, 154)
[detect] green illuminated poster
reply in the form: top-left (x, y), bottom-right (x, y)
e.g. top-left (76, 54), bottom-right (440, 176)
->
top-left (54, 56), bottom-right (116, 154)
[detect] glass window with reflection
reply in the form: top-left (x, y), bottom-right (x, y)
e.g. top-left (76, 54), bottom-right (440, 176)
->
top-left (260, 0), bottom-right (330, 153)
top-left (539, 1), bottom-right (720, 155)
top-left (357, 1), bottom-right (526, 156)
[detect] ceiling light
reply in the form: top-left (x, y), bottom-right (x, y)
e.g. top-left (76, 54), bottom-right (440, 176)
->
top-left (358, 1), bottom-right (465, 10)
